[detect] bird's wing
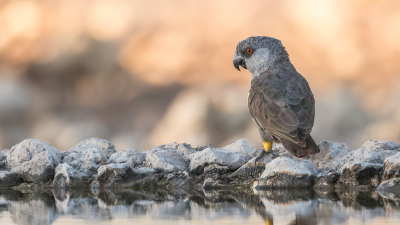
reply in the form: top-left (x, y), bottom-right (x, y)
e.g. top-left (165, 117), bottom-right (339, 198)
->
top-left (248, 68), bottom-right (315, 147)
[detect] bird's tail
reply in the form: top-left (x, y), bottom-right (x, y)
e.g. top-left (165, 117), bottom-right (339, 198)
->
top-left (281, 136), bottom-right (320, 158)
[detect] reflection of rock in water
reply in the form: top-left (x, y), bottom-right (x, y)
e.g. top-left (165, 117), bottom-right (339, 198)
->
top-left (1, 188), bottom-right (400, 224)
top-left (9, 192), bottom-right (58, 225)
top-left (339, 190), bottom-right (382, 209)
top-left (258, 189), bottom-right (317, 204)
top-left (259, 189), bottom-right (351, 225)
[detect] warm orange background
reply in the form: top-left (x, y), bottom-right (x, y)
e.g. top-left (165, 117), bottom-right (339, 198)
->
top-left (0, 0), bottom-right (399, 151)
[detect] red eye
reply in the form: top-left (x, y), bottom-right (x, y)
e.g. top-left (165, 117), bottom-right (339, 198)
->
top-left (246, 48), bottom-right (253, 54)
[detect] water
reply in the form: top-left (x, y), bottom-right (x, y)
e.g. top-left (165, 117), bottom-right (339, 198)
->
top-left (0, 188), bottom-right (399, 225)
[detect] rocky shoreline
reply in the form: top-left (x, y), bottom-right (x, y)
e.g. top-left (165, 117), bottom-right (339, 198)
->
top-left (0, 138), bottom-right (400, 195)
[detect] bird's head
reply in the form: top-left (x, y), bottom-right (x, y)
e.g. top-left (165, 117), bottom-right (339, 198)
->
top-left (233, 36), bottom-right (287, 77)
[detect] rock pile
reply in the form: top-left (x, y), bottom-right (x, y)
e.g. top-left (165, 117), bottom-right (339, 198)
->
top-left (0, 137), bottom-right (399, 195)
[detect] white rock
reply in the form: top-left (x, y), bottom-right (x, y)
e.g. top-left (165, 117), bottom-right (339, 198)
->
top-left (150, 142), bottom-right (196, 161)
top-left (1, 149), bottom-right (10, 158)
top-left (133, 167), bottom-right (155, 174)
top-left (53, 163), bottom-right (87, 188)
top-left (0, 150), bottom-right (6, 169)
top-left (11, 149), bottom-right (60, 183)
top-left (229, 152), bottom-right (276, 179)
top-left (273, 143), bottom-right (294, 159)
top-left (221, 138), bottom-right (256, 156)
top-left (361, 140), bottom-right (400, 160)
top-left (309, 140), bottom-right (350, 171)
top-left (6, 139), bottom-right (61, 183)
top-left (382, 152), bottom-right (400, 181)
top-left (70, 137), bottom-right (117, 159)
top-left (145, 148), bottom-right (188, 172)
top-left (107, 149), bottom-right (146, 168)
top-left (328, 148), bottom-right (383, 173)
top-left (96, 163), bottom-right (131, 176)
top-left (6, 139), bottom-right (61, 169)
top-left (91, 163), bottom-right (159, 188)
top-left (257, 157), bottom-right (318, 188)
top-left (62, 146), bottom-right (107, 176)
top-left (189, 147), bottom-right (246, 174)
top-left (263, 157), bottom-right (318, 176)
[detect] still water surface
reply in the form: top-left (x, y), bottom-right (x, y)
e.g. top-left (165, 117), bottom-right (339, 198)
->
top-left (0, 188), bottom-right (399, 225)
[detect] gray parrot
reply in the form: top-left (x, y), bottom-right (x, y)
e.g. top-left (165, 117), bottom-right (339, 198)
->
top-left (233, 36), bottom-right (320, 159)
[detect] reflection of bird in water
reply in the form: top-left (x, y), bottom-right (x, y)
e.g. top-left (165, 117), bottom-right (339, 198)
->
top-left (265, 217), bottom-right (273, 225)
top-left (233, 36), bottom-right (320, 161)
top-left (258, 209), bottom-right (274, 225)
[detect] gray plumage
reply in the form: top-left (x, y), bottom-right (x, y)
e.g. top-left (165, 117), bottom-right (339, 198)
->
top-left (233, 36), bottom-right (319, 158)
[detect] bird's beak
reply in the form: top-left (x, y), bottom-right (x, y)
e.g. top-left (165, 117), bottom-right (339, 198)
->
top-left (233, 54), bottom-right (246, 71)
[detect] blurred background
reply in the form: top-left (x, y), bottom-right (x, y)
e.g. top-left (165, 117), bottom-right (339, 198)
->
top-left (0, 0), bottom-right (399, 152)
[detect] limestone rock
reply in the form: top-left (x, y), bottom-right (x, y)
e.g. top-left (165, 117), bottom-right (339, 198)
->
top-left (229, 152), bottom-right (276, 179)
top-left (308, 140), bottom-right (350, 171)
top-left (6, 139), bottom-right (61, 169)
top-left (1, 148), bottom-right (10, 158)
top-left (53, 163), bottom-right (87, 188)
top-left (12, 149), bottom-right (61, 183)
top-left (91, 164), bottom-right (161, 188)
top-left (107, 149), bottom-right (146, 168)
top-left (189, 148), bottom-right (246, 175)
top-left (144, 147), bottom-right (189, 172)
top-left (69, 137), bottom-right (116, 159)
top-left (152, 142), bottom-right (196, 161)
top-left (377, 178), bottom-right (400, 200)
top-left (204, 164), bottom-right (230, 175)
top-left (272, 144), bottom-right (295, 159)
top-left (339, 162), bottom-right (382, 187)
top-left (221, 138), bottom-right (256, 157)
top-left (7, 139), bottom-right (61, 183)
top-left (62, 145), bottom-right (108, 176)
top-left (362, 140), bottom-right (400, 160)
top-left (328, 148), bottom-right (382, 173)
top-left (0, 150), bottom-right (6, 169)
top-left (257, 157), bottom-right (318, 189)
top-left (133, 166), bottom-right (155, 174)
top-left (382, 152), bottom-right (400, 181)
top-left (314, 172), bottom-right (340, 188)
top-left (92, 163), bottom-right (134, 188)
top-left (0, 171), bottom-right (21, 187)
top-left (202, 177), bottom-right (227, 189)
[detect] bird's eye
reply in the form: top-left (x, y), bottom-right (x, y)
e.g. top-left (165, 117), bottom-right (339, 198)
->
top-left (246, 48), bottom-right (253, 54)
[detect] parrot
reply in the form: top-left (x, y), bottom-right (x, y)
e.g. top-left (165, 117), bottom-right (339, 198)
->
top-left (233, 36), bottom-right (320, 160)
